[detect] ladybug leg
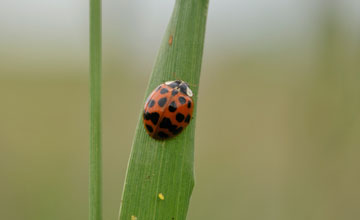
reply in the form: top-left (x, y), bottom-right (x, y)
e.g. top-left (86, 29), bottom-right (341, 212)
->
top-left (187, 82), bottom-right (198, 88)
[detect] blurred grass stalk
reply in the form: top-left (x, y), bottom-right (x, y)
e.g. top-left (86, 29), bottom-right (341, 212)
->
top-left (89, 0), bottom-right (102, 220)
top-left (119, 0), bottom-right (209, 219)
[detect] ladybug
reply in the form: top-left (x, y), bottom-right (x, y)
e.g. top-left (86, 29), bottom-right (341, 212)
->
top-left (143, 80), bottom-right (194, 140)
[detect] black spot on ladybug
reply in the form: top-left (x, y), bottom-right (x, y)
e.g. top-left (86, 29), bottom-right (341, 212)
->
top-left (179, 84), bottom-right (188, 95)
top-left (160, 117), bottom-right (178, 133)
top-left (160, 88), bottom-right (169, 94)
top-left (171, 90), bottom-right (179, 96)
top-left (178, 96), bottom-right (186, 104)
top-left (160, 117), bottom-right (173, 129)
top-left (145, 124), bottom-right (153, 133)
top-left (172, 126), bottom-right (183, 135)
top-left (157, 132), bottom-right (169, 138)
top-left (147, 112), bottom-right (160, 125)
top-left (185, 114), bottom-right (191, 123)
top-left (158, 97), bottom-right (167, 107)
top-left (148, 99), bottom-right (155, 108)
top-left (168, 101), bottom-right (177, 112)
top-left (176, 113), bottom-right (184, 122)
top-left (168, 82), bottom-right (179, 88)
top-left (187, 100), bottom-right (191, 108)
top-left (143, 111), bottom-right (150, 120)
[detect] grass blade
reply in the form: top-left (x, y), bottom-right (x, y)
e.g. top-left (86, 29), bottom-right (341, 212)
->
top-left (89, 0), bottom-right (102, 220)
top-left (119, 0), bottom-right (209, 219)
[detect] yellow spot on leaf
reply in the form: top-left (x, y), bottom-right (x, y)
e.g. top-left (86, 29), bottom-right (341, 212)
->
top-left (158, 193), bottom-right (165, 200)
top-left (131, 215), bottom-right (137, 220)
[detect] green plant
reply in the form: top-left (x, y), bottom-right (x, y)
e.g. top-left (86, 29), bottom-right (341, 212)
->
top-left (119, 0), bottom-right (209, 219)
top-left (89, 0), bottom-right (102, 220)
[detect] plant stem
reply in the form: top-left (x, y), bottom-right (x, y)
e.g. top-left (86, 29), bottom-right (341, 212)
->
top-left (89, 0), bottom-right (102, 220)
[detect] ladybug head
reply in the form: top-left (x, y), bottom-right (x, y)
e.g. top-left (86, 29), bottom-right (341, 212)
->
top-left (165, 80), bottom-right (193, 97)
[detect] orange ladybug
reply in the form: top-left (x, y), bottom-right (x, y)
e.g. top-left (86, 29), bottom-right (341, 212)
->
top-left (143, 80), bottom-right (194, 139)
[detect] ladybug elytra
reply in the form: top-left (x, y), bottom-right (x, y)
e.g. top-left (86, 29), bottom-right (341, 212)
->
top-left (143, 80), bottom-right (194, 140)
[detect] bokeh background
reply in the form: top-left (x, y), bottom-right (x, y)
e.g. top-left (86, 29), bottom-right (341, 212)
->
top-left (1, 0), bottom-right (360, 219)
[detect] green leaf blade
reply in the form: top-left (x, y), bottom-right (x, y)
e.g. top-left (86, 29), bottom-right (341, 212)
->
top-left (119, 0), bottom-right (209, 219)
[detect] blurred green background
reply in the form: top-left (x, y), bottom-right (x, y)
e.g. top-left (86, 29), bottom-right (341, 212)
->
top-left (1, 0), bottom-right (360, 219)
